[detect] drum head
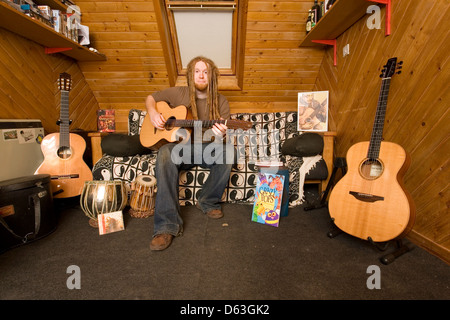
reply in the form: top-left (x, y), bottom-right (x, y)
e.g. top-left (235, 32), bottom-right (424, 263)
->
top-left (136, 175), bottom-right (156, 186)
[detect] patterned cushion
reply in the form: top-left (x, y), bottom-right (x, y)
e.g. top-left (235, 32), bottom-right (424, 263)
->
top-left (92, 109), bottom-right (327, 207)
top-left (128, 109), bottom-right (146, 136)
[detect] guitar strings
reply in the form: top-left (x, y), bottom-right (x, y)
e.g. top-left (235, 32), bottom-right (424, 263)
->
top-left (60, 90), bottom-right (70, 178)
top-left (366, 76), bottom-right (391, 195)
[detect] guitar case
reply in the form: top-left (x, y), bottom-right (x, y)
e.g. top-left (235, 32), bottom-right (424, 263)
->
top-left (0, 174), bottom-right (57, 254)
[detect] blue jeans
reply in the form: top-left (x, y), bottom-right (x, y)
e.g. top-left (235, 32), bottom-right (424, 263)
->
top-left (153, 140), bottom-right (235, 237)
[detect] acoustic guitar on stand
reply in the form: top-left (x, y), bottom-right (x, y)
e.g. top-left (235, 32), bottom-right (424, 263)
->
top-left (328, 57), bottom-right (415, 243)
top-left (35, 73), bottom-right (93, 198)
top-left (139, 101), bottom-right (253, 150)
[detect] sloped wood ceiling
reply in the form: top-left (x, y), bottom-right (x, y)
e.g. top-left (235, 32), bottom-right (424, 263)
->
top-left (76, 0), bottom-right (323, 112)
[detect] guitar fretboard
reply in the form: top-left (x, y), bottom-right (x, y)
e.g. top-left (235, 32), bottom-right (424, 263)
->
top-left (169, 119), bottom-right (228, 128)
top-left (59, 90), bottom-right (70, 148)
top-left (367, 77), bottom-right (391, 160)
top-left (165, 119), bottom-right (251, 130)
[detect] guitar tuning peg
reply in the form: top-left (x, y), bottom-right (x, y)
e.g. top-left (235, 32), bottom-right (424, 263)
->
top-left (398, 61), bottom-right (403, 65)
top-left (396, 71), bottom-right (402, 74)
top-left (379, 74), bottom-right (383, 78)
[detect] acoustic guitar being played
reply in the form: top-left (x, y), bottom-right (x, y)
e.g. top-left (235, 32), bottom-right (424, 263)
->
top-left (328, 57), bottom-right (415, 243)
top-left (139, 101), bottom-right (253, 150)
top-left (35, 73), bottom-right (93, 198)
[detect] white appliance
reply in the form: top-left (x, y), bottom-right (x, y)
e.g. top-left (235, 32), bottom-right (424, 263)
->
top-left (0, 119), bottom-right (45, 181)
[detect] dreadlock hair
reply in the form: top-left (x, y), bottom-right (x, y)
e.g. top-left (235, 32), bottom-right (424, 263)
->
top-left (186, 56), bottom-right (221, 120)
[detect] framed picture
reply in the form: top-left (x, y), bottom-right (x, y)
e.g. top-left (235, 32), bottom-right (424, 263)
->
top-left (297, 91), bottom-right (329, 132)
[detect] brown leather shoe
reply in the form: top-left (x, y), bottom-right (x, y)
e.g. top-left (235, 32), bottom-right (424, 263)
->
top-left (150, 234), bottom-right (174, 251)
top-left (206, 209), bottom-right (224, 219)
top-left (196, 202), bottom-right (223, 219)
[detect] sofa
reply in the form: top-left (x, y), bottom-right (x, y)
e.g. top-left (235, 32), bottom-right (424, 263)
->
top-left (89, 109), bottom-right (335, 208)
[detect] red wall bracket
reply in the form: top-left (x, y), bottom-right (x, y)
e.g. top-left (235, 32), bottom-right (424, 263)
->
top-left (368, 0), bottom-right (391, 36)
top-left (45, 47), bottom-right (72, 55)
top-left (312, 39), bottom-right (337, 66)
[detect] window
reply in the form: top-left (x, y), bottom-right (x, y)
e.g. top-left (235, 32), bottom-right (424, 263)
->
top-left (153, 0), bottom-right (248, 90)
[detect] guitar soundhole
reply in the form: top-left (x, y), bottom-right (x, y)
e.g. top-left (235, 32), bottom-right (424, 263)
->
top-left (57, 146), bottom-right (72, 159)
top-left (360, 159), bottom-right (383, 180)
top-left (165, 117), bottom-right (176, 130)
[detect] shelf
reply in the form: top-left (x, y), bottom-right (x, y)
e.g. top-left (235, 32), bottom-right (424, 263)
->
top-left (35, 0), bottom-right (67, 12)
top-left (300, 0), bottom-right (369, 47)
top-left (0, 1), bottom-right (106, 61)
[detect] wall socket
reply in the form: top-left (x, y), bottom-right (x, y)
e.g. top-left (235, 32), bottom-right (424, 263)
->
top-left (343, 44), bottom-right (350, 57)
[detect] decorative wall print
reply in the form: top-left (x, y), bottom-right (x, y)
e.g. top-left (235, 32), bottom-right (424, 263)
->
top-left (297, 91), bottom-right (329, 132)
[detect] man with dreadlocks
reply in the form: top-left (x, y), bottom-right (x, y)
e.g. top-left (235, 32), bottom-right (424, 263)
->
top-left (145, 56), bottom-right (233, 251)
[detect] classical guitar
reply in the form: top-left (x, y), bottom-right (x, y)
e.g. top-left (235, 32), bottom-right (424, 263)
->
top-left (140, 101), bottom-right (253, 149)
top-left (328, 57), bottom-right (415, 242)
top-left (35, 73), bottom-right (93, 198)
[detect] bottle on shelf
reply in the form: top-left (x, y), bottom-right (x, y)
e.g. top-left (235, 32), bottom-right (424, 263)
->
top-left (312, 0), bottom-right (321, 24)
top-left (326, 0), bottom-right (336, 12)
top-left (306, 9), bottom-right (312, 34)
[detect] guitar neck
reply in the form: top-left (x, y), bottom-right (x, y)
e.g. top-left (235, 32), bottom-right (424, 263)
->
top-left (59, 90), bottom-right (71, 148)
top-left (172, 119), bottom-right (227, 128)
top-left (368, 77), bottom-right (391, 160)
top-left (167, 118), bottom-right (251, 130)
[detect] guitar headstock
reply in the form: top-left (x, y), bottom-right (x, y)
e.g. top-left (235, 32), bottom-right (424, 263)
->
top-left (380, 57), bottom-right (403, 79)
top-left (58, 72), bottom-right (72, 91)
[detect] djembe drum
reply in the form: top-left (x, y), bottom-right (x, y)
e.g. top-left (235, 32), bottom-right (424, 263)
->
top-left (80, 180), bottom-right (128, 227)
top-left (129, 175), bottom-right (156, 218)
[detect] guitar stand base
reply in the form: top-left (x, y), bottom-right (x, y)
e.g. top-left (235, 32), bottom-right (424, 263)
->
top-left (327, 223), bottom-right (343, 238)
top-left (327, 226), bottom-right (414, 264)
top-left (368, 238), bottom-right (414, 265)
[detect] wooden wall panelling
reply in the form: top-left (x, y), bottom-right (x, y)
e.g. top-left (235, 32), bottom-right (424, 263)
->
top-left (66, 63), bottom-right (98, 132)
top-left (0, 30), bottom-right (54, 124)
top-left (0, 26), bottom-right (99, 134)
top-left (76, 0), bottom-right (324, 112)
top-left (76, 0), bottom-right (167, 110)
top-left (314, 0), bottom-right (450, 262)
top-left (240, 0), bottom-right (323, 112)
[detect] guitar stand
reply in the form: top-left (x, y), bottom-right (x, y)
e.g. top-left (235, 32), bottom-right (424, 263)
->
top-left (327, 227), bottom-right (414, 264)
top-left (304, 157), bottom-right (347, 211)
top-left (310, 157), bottom-right (414, 264)
top-left (368, 237), bottom-right (415, 265)
top-left (326, 219), bottom-right (343, 238)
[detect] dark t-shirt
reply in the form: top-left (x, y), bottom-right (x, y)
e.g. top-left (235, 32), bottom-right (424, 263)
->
top-left (151, 86), bottom-right (230, 120)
